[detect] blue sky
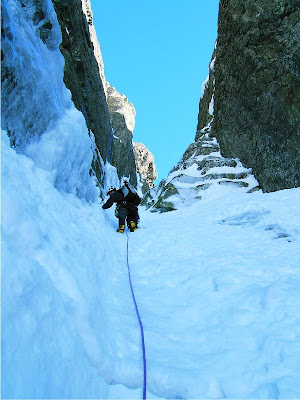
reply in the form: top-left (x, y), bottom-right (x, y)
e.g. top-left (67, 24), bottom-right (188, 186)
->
top-left (90, 1), bottom-right (220, 182)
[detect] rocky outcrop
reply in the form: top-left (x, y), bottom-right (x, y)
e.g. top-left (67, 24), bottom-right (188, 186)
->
top-left (214, 0), bottom-right (300, 192)
top-left (145, 0), bottom-right (300, 211)
top-left (144, 128), bottom-right (259, 212)
top-left (107, 85), bottom-right (137, 187)
top-left (133, 142), bottom-right (158, 193)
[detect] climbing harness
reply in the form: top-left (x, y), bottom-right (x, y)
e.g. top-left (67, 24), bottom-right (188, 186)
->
top-left (126, 233), bottom-right (147, 399)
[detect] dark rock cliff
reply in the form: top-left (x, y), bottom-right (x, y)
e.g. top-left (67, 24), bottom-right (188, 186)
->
top-left (214, 0), bottom-right (300, 192)
top-left (50, 0), bottom-right (112, 185)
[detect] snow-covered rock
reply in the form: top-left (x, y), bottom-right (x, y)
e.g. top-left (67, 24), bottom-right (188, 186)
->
top-left (107, 84), bottom-right (136, 133)
top-left (145, 124), bottom-right (259, 212)
top-left (107, 85), bottom-right (138, 187)
top-left (133, 142), bottom-right (158, 193)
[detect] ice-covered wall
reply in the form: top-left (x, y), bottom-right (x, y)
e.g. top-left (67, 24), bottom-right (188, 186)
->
top-left (1, 0), bottom-right (98, 201)
top-left (1, 0), bottom-right (66, 149)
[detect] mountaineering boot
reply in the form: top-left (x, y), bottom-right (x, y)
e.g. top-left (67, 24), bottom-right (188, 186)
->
top-left (129, 221), bottom-right (138, 232)
top-left (117, 225), bottom-right (125, 233)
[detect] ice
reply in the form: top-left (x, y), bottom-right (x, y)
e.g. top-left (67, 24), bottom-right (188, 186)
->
top-left (1, 0), bottom-right (97, 202)
top-left (25, 107), bottom-right (98, 201)
top-left (1, 0), bottom-right (68, 149)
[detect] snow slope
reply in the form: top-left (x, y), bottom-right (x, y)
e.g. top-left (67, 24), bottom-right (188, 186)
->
top-left (2, 129), bottom-right (300, 399)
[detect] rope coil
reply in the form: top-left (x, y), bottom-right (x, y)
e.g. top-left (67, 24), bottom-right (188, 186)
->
top-left (126, 234), bottom-right (147, 399)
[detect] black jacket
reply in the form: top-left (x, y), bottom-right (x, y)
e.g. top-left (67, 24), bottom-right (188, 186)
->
top-left (102, 190), bottom-right (124, 209)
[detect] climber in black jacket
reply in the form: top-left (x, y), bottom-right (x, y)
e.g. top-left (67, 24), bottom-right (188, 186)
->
top-left (102, 182), bottom-right (141, 233)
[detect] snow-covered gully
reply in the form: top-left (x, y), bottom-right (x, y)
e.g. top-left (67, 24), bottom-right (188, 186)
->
top-left (2, 131), bottom-right (300, 399)
top-left (2, 0), bottom-right (300, 398)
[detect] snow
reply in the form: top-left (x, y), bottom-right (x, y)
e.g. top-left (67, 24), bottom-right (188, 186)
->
top-left (133, 187), bottom-right (300, 398)
top-left (209, 94), bottom-right (215, 116)
top-left (200, 56), bottom-right (215, 100)
top-left (200, 75), bottom-right (209, 99)
top-left (209, 57), bottom-right (216, 71)
top-left (2, 129), bottom-right (300, 399)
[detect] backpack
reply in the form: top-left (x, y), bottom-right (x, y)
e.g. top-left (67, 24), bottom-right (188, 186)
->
top-left (122, 181), bottom-right (141, 206)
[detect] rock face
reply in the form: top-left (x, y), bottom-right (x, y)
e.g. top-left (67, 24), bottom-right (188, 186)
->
top-left (133, 142), bottom-right (158, 193)
top-left (51, 0), bottom-right (148, 189)
top-left (145, 0), bottom-right (300, 211)
top-left (144, 43), bottom-right (260, 212)
top-left (81, 0), bottom-right (107, 96)
top-left (214, 0), bottom-right (300, 192)
top-left (50, 0), bottom-right (112, 185)
top-left (107, 85), bottom-right (137, 187)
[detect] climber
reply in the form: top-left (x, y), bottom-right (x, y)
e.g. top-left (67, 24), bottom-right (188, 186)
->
top-left (102, 180), bottom-right (141, 233)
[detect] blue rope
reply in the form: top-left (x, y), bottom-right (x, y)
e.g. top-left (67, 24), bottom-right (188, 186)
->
top-left (126, 233), bottom-right (147, 399)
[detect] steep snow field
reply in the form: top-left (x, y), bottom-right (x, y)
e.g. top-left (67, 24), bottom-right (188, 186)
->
top-left (2, 130), bottom-right (300, 399)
